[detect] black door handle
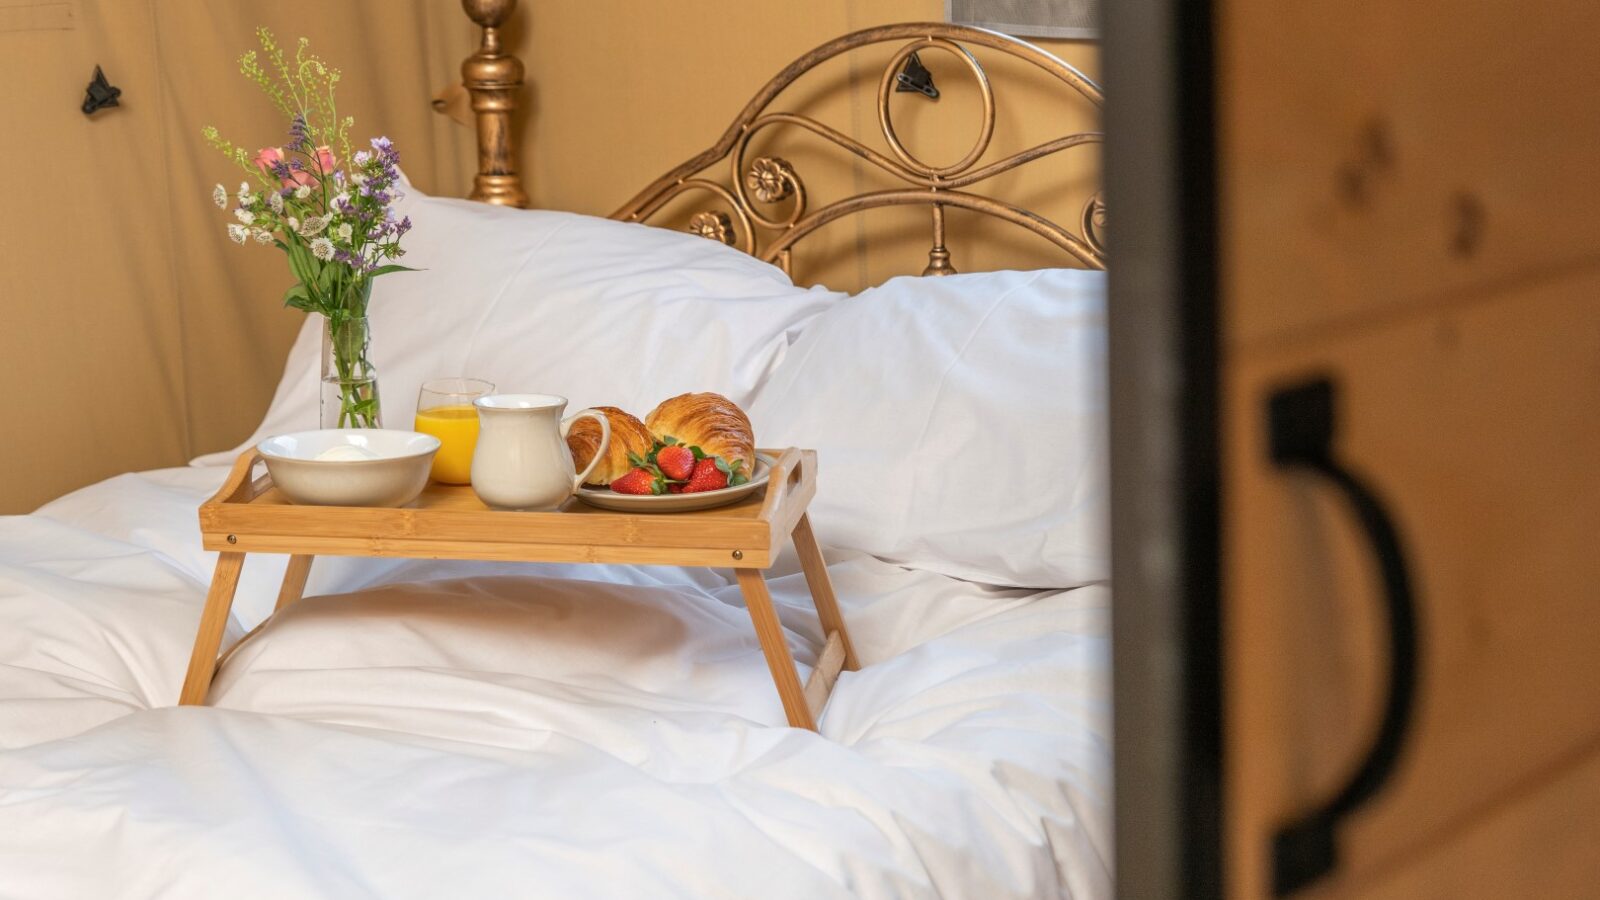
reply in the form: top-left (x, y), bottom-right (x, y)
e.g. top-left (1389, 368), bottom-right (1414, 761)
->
top-left (1264, 377), bottom-right (1421, 896)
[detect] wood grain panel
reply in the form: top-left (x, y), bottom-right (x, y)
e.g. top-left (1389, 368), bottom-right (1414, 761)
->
top-left (1344, 736), bottom-right (1600, 899)
top-left (1224, 270), bottom-right (1600, 896)
top-left (1218, 0), bottom-right (1600, 349)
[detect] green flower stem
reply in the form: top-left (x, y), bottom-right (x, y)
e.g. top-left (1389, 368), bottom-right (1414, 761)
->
top-left (327, 311), bottom-right (379, 428)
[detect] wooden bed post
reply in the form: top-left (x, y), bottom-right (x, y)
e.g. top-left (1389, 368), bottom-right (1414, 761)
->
top-left (462, 0), bottom-right (528, 207)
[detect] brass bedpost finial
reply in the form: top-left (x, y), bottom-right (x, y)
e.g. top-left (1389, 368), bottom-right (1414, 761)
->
top-left (462, 0), bottom-right (529, 207)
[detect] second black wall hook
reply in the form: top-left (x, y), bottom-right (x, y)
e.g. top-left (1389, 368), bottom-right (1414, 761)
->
top-left (895, 52), bottom-right (939, 99)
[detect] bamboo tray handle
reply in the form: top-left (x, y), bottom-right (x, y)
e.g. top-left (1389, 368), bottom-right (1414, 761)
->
top-left (757, 447), bottom-right (805, 523)
top-left (207, 449), bottom-right (268, 506)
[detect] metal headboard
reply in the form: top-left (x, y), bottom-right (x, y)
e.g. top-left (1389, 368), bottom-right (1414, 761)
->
top-left (460, 5), bottom-right (1104, 277)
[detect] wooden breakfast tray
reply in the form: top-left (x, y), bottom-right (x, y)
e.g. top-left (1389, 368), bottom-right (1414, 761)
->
top-left (180, 447), bottom-right (858, 732)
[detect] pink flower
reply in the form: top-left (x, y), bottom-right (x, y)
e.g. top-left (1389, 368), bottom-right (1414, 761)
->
top-left (313, 145), bottom-right (337, 174)
top-left (253, 146), bottom-right (285, 176)
top-left (253, 145), bottom-right (335, 188)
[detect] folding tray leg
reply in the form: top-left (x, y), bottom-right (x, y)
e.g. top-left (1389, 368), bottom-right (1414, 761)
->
top-left (275, 554), bottom-right (315, 612)
top-left (735, 568), bottom-right (817, 730)
top-left (178, 551), bottom-right (246, 706)
top-left (791, 513), bottom-right (860, 671)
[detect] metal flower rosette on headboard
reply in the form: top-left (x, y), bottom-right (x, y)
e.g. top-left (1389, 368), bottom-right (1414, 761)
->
top-left (202, 28), bottom-right (414, 429)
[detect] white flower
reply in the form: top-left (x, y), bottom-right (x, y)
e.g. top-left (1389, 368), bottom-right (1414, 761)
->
top-left (237, 182), bottom-right (251, 202)
top-left (240, 193), bottom-right (258, 207)
top-left (332, 192), bottom-right (350, 208)
top-left (287, 216), bottom-right (299, 231)
top-left (212, 184), bottom-right (228, 208)
top-left (309, 237), bottom-right (335, 261)
top-left (226, 223), bottom-right (248, 244)
top-left (298, 215), bottom-right (328, 237)
top-left (234, 209), bottom-right (255, 225)
top-left (353, 150), bottom-right (371, 165)
top-left (351, 172), bottom-right (368, 187)
top-left (267, 192), bottom-right (284, 213)
top-left (294, 184), bottom-right (312, 200)
top-left (252, 229), bottom-right (274, 245)
top-left (336, 223), bottom-right (353, 243)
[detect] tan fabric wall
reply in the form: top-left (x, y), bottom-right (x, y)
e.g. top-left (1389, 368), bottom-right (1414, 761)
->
top-left (0, 0), bottom-right (477, 512)
top-left (0, 0), bottom-right (1097, 512)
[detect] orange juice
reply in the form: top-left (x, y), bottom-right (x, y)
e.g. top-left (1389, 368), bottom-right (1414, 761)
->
top-left (414, 404), bottom-right (480, 484)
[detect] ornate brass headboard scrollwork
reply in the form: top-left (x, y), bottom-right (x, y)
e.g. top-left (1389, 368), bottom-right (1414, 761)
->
top-left (613, 23), bottom-right (1104, 277)
top-left (458, 9), bottom-right (1104, 278)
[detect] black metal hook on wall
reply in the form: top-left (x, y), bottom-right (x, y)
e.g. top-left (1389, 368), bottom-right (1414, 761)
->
top-left (895, 51), bottom-right (939, 99)
top-left (82, 65), bottom-right (122, 115)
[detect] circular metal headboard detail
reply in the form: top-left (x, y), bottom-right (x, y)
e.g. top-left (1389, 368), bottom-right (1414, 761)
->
top-left (610, 22), bottom-right (1104, 279)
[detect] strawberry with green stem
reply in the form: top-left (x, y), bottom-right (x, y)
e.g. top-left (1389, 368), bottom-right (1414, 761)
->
top-left (682, 455), bottom-right (750, 493)
top-left (610, 454), bottom-right (666, 495)
top-left (653, 436), bottom-right (696, 482)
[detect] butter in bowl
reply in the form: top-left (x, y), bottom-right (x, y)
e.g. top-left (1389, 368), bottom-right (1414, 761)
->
top-left (257, 430), bottom-right (441, 507)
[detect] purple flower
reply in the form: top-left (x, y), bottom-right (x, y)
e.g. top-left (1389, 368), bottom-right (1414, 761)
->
top-left (287, 114), bottom-right (311, 150)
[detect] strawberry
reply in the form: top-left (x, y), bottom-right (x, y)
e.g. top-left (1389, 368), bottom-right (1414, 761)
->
top-left (610, 467), bottom-right (664, 495)
top-left (682, 457), bottom-right (730, 493)
top-left (667, 483), bottom-right (687, 494)
top-left (656, 444), bottom-right (695, 481)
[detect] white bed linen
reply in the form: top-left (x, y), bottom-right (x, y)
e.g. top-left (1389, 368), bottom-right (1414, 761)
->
top-left (0, 466), bottom-right (1111, 898)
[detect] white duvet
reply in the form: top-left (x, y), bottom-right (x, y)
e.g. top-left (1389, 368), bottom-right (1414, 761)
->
top-left (0, 466), bottom-right (1110, 899)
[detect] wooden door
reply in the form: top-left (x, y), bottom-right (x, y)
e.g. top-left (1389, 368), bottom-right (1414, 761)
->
top-left (1218, 1), bottom-right (1600, 897)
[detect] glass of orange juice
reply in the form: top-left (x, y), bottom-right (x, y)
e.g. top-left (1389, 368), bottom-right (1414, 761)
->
top-left (414, 378), bottom-right (495, 484)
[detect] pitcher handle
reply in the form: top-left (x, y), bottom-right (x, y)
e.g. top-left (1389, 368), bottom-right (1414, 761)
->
top-left (561, 409), bottom-right (611, 493)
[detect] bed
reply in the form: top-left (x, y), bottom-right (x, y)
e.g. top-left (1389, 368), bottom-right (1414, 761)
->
top-left (0, 14), bottom-right (1110, 899)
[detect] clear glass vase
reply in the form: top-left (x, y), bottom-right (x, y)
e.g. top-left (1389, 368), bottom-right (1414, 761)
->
top-left (320, 315), bottom-right (383, 429)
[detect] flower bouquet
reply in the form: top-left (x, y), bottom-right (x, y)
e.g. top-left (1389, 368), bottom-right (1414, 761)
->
top-left (203, 28), bottom-right (412, 429)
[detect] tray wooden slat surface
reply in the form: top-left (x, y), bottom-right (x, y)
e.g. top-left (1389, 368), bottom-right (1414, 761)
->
top-left (181, 445), bottom-right (855, 731)
top-left (199, 447), bottom-right (815, 568)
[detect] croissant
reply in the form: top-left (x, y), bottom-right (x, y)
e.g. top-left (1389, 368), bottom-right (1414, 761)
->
top-left (566, 406), bottom-right (655, 486)
top-left (645, 392), bottom-right (755, 474)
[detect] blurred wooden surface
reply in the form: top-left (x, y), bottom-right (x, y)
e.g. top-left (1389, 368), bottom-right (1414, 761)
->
top-left (1219, 0), bottom-right (1600, 896)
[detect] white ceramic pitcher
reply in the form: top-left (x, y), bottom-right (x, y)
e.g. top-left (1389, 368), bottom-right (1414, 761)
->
top-left (470, 394), bottom-right (609, 510)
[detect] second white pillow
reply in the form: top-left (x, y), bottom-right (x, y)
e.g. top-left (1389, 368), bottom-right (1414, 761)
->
top-left (748, 268), bottom-right (1109, 590)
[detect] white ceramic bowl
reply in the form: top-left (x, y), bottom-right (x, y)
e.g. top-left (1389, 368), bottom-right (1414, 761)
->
top-left (257, 429), bottom-right (441, 507)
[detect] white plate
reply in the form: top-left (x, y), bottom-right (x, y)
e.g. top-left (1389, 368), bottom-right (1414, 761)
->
top-left (574, 454), bottom-right (773, 513)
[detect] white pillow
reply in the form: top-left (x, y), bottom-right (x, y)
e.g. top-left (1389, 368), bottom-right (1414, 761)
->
top-left (747, 269), bottom-right (1108, 589)
top-left (198, 184), bottom-right (841, 464)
